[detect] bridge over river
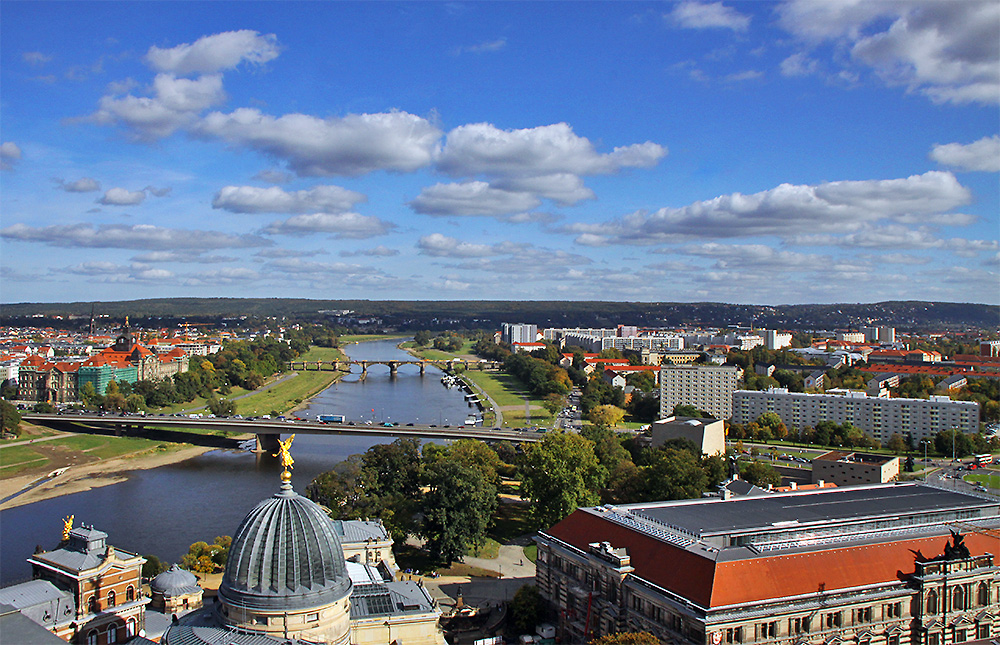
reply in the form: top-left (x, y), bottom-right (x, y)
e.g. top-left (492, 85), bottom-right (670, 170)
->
top-left (286, 358), bottom-right (502, 379)
top-left (24, 413), bottom-right (541, 453)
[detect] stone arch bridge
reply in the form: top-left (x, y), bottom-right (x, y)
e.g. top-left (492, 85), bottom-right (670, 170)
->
top-left (286, 359), bottom-right (502, 380)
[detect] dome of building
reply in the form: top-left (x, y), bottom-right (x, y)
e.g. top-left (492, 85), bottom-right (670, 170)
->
top-left (151, 564), bottom-right (200, 597)
top-left (218, 479), bottom-right (352, 612)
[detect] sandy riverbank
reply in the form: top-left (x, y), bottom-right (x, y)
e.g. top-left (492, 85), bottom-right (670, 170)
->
top-left (0, 444), bottom-right (216, 512)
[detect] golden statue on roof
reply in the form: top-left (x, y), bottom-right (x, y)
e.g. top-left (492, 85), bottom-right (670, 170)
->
top-left (274, 435), bottom-right (295, 479)
top-left (62, 515), bottom-right (74, 541)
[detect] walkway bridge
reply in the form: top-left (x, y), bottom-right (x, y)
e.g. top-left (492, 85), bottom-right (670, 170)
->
top-left (286, 359), bottom-right (502, 379)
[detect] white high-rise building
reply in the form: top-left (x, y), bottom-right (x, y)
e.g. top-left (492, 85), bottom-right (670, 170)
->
top-left (733, 388), bottom-right (979, 443)
top-left (861, 325), bottom-right (896, 344)
top-left (762, 329), bottom-right (792, 350)
top-left (659, 364), bottom-right (743, 420)
top-left (501, 323), bottom-right (538, 345)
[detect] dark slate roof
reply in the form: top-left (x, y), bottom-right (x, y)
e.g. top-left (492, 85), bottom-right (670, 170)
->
top-left (0, 580), bottom-right (69, 610)
top-left (218, 480), bottom-right (351, 612)
top-left (151, 565), bottom-right (201, 597)
top-left (350, 581), bottom-right (436, 619)
top-left (332, 519), bottom-right (389, 544)
top-left (162, 624), bottom-right (318, 645)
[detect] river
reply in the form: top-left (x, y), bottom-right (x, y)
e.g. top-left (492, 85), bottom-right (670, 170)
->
top-left (0, 338), bottom-right (475, 584)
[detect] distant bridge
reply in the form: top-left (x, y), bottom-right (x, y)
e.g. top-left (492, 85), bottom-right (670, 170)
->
top-left (24, 413), bottom-right (540, 454)
top-left (286, 359), bottom-right (502, 379)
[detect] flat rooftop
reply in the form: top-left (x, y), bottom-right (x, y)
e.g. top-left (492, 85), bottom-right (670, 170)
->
top-left (614, 483), bottom-right (997, 540)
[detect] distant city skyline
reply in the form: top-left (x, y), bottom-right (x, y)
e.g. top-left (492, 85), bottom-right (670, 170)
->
top-left (1, 1), bottom-right (997, 305)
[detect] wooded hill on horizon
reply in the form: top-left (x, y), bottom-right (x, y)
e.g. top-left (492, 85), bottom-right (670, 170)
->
top-left (1, 299), bottom-right (996, 332)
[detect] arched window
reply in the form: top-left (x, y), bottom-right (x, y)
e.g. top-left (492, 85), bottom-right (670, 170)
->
top-left (86, 630), bottom-right (98, 645)
top-left (126, 586), bottom-right (135, 602)
top-left (126, 618), bottom-right (136, 637)
top-left (953, 586), bottom-right (965, 611)
top-left (107, 624), bottom-right (117, 644)
top-left (88, 596), bottom-right (99, 614)
top-left (927, 590), bottom-right (938, 614)
top-left (978, 582), bottom-right (989, 606)
top-left (107, 590), bottom-right (116, 607)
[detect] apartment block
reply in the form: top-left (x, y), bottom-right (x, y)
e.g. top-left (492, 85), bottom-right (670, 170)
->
top-left (732, 388), bottom-right (979, 443)
top-left (659, 364), bottom-right (743, 420)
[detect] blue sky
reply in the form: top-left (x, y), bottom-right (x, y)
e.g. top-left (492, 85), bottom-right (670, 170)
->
top-left (2, 1), bottom-right (997, 306)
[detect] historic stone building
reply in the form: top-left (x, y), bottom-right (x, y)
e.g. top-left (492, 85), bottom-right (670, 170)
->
top-left (535, 483), bottom-right (999, 645)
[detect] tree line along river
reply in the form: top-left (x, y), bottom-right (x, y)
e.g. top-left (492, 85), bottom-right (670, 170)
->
top-left (0, 338), bottom-right (476, 584)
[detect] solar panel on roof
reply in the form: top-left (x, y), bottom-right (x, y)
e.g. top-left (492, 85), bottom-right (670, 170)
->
top-left (364, 593), bottom-right (395, 615)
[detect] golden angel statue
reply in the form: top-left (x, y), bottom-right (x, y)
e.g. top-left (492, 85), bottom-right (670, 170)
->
top-left (274, 435), bottom-right (295, 472)
top-left (62, 515), bottom-right (74, 541)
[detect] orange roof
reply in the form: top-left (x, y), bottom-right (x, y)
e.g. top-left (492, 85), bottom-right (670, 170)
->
top-left (603, 365), bottom-right (659, 372)
top-left (547, 509), bottom-right (1000, 609)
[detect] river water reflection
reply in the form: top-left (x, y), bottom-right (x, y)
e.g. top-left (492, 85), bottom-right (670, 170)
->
top-left (0, 338), bottom-right (473, 584)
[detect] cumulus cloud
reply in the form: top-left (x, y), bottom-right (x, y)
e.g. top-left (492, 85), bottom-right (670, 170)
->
top-left (57, 177), bottom-right (101, 192)
top-left (679, 243), bottom-right (830, 271)
top-left (99, 187), bottom-right (147, 206)
top-left (453, 38), bottom-right (507, 55)
top-left (491, 174), bottom-right (595, 206)
top-left (779, 0), bottom-right (1000, 105)
top-left (253, 247), bottom-right (328, 259)
top-left (213, 185), bottom-right (367, 214)
top-left (436, 122), bottom-right (666, 177)
top-left (91, 73), bottom-right (226, 139)
top-left (129, 250), bottom-right (236, 263)
top-left (417, 233), bottom-right (497, 258)
top-left (563, 171), bottom-right (972, 245)
top-left (146, 30), bottom-right (280, 75)
top-left (62, 262), bottom-right (177, 282)
top-left (260, 212), bottom-right (394, 239)
top-left (195, 108), bottom-right (441, 176)
top-left (930, 135), bottom-right (1000, 172)
top-left (669, 1), bottom-right (750, 31)
top-left (410, 181), bottom-right (541, 216)
top-left (790, 225), bottom-right (998, 256)
top-left (780, 52), bottom-right (820, 77)
top-left (340, 245), bottom-right (400, 257)
top-left (0, 222), bottom-right (272, 250)
top-left (183, 267), bottom-right (261, 286)
top-left (1, 142), bottom-right (23, 170)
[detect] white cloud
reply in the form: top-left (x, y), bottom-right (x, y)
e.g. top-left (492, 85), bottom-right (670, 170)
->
top-left (195, 108), bottom-right (441, 176)
top-left (99, 187), bottom-right (147, 206)
top-left (58, 177), bottom-right (101, 192)
top-left (129, 250), bottom-right (236, 263)
top-left (780, 52), bottom-right (820, 77)
top-left (491, 174), bottom-right (595, 206)
top-left (410, 181), bottom-right (541, 216)
top-left (679, 243), bottom-right (829, 271)
top-left (779, 0), bottom-right (1000, 105)
top-left (253, 248), bottom-right (328, 259)
top-left (184, 267), bottom-right (261, 285)
top-left (260, 212), bottom-right (394, 239)
top-left (22, 51), bottom-right (52, 66)
top-left (436, 122), bottom-right (666, 177)
top-left (417, 233), bottom-right (497, 258)
top-left (930, 135), bottom-right (1000, 172)
top-left (453, 38), bottom-right (507, 55)
top-left (146, 30), bottom-right (280, 75)
top-left (0, 223), bottom-right (272, 250)
top-left (564, 171), bottom-right (972, 245)
top-left (669, 2), bottom-right (751, 31)
top-left (1, 142), bottom-right (22, 170)
top-left (213, 185), bottom-right (367, 214)
top-left (340, 245), bottom-right (400, 257)
top-left (724, 70), bottom-right (764, 82)
top-left (91, 73), bottom-right (226, 139)
top-left (790, 225), bottom-right (998, 255)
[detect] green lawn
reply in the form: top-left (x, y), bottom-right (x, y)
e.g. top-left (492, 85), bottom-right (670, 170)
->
top-left (0, 445), bottom-right (51, 476)
top-left (523, 544), bottom-right (538, 563)
top-left (965, 471), bottom-right (1000, 489)
top-left (461, 371), bottom-right (533, 407)
top-left (236, 370), bottom-right (340, 416)
top-left (339, 334), bottom-right (409, 345)
top-left (297, 345), bottom-right (347, 362)
top-left (466, 537), bottom-right (501, 559)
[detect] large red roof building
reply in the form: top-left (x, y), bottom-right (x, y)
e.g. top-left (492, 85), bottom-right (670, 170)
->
top-left (535, 483), bottom-right (999, 645)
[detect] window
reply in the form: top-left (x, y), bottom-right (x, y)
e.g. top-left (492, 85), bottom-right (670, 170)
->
top-left (825, 612), bottom-right (842, 628)
top-left (927, 590), bottom-right (938, 614)
top-left (87, 630), bottom-right (98, 645)
top-left (955, 629), bottom-right (966, 643)
top-left (126, 619), bottom-right (135, 638)
top-left (884, 602), bottom-right (901, 619)
top-left (126, 586), bottom-right (135, 602)
top-left (854, 607), bottom-right (872, 623)
top-left (88, 596), bottom-right (99, 614)
top-left (977, 582), bottom-right (989, 606)
top-left (888, 634), bottom-right (900, 645)
top-left (757, 621), bottom-right (776, 640)
top-left (977, 624), bottom-right (990, 640)
top-left (928, 632), bottom-right (940, 645)
top-left (790, 617), bottom-right (810, 634)
top-left (726, 627), bottom-right (743, 643)
top-left (107, 625), bottom-right (117, 644)
top-left (107, 590), bottom-right (116, 607)
top-left (307, 612), bottom-right (319, 622)
top-left (953, 587), bottom-right (966, 611)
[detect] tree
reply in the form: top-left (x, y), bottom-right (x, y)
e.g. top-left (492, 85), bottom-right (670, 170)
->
top-left (638, 449), bottom-right (708, 502)
top-left (520, 432), bottom-right (606, 528)
top-left (542, 393), bottom-right (567, 416)
top-left (207, 396), bottom-right (236, 417)
top-left (671, 404), bottom-right (708, 418)
top-left (510, 585), bottom-right (545, 633)
top-left (740, 460), bottom-right (781, 488)
top-left (124, 394), bottom-right (146, 413)
top-left (1, 400), bottom-right (22, 437)
top-left (420, 460), bottom-right (497, 564)
top-left (887, 433), bottom-right (907, 455)
top-left (626, 371), bottom-right (656, 392)
top-left (755, 413), bottom-right (787, 440)
top-left (0, 379), bottom-right (16, 400)
top-left (142, 554), bottom-right (167, 579)
top-left (590, 633), bottom-right (661, 645)
top-left (180, 540), bottom-right (224, 573)
top-left (588, 405), bottom-right (626, 429)
top-left (413, 330), bottom-right (432, 346)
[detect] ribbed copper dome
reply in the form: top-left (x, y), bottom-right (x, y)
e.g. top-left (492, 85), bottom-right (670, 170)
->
top-left (218, 481), bottom-right (352, 611)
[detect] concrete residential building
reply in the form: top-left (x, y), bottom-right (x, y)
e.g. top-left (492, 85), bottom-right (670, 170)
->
top-left (534, 483), bottom-right (1000, 645)
top-left (659, 364), bottom-right (743, 420)
top-left (862, 326), bottom-right (896, 344)
top-left (732, 388), bottom-right (979, 443)
top-left (811, 450), bottom-right (900, 486)
top-left (501, 322), bottom-right (538, 345)
top-left (763, 330), bottom-right (792, 350)
top-left (650, 416), bottom-right (725, 456)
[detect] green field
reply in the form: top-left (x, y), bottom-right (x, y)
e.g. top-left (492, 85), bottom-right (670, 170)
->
top-left (235, 370), bottom-right (340, 416)
top-left (964, 471), bottom-right (1000, 490)
top-left (0, 445), bottom-right (50, 476)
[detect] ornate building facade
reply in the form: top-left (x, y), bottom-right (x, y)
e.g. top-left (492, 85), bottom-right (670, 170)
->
top-left (535, 483), bottom-right (999, 645)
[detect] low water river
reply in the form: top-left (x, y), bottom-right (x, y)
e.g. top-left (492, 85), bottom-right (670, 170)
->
top-left (0, 338), bottom-right (475, 584)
